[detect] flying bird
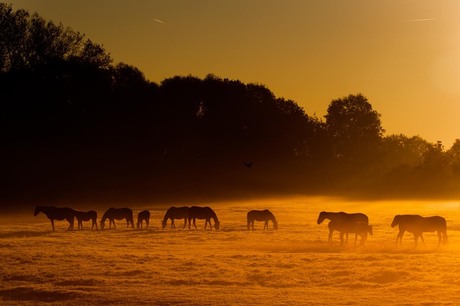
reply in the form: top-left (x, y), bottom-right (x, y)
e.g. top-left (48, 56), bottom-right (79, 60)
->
top-left (153, 18), bottom-right (165, 24)
top-left (244, 162), bottom-right (253, 168)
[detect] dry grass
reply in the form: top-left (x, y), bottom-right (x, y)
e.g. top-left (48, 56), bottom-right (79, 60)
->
top-left (1, 197), bottom-right (460, 305)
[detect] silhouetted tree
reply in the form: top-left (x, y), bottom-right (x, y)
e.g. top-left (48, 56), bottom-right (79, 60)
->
top-left (447, 139), bottom-right (460, 176)
top-left (0, 3), bottom-right (111, 72)
top-left (325, 94), bottom-right (384, 170)
top-left (380, 134), bottom-right (431, 170)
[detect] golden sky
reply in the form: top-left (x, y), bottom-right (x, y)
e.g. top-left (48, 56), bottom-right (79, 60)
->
top-left (10, 0), bottom-right (460, 147)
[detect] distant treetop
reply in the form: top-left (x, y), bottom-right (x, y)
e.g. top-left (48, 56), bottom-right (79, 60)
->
top-left (0, 3), bottom-right (112, 72)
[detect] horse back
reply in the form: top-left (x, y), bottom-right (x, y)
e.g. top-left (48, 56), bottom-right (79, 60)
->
top-left (138, 210), bottom-right (150, 219)
top-left (167, 206), bottom-right (189, 219)
top-left (247, 209), bottom-right (273, 221)
top-left (189, 206), bottom-right (216, 219)
top-left (45, 207), bottom-right (75, 220)
top-left (103, 207), bottom-right (133, 220)
top-left (422, 216), bottom-right (447, 232)
top-left (333, 212), bottom-right (368, 224)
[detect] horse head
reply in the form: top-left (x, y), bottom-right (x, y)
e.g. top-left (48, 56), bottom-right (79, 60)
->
top-left (100, 219), bottom-right (105, 230)
top-left (273, 220), bottom-right (279, 230)
top-left (317, 211), bottom-right (326, 225)
top-left (214, 221), bottom-right (220, 230)
top-left (161, 218), bottom-right (167, 229)
top-left (391, 215), bottom-right (400, 228)
top-left (368, 225), bottom-right (373, 236)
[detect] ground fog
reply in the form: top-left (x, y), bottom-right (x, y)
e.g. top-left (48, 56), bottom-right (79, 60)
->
top-left (1, 197), bottom-right (460, 305)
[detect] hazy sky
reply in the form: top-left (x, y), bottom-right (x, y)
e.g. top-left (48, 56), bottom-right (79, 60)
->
top-left (9, 0), bottom-right (460, 146)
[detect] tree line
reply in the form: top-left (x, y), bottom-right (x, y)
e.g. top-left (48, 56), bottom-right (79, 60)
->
top-left (1, 4), bottom-right (459, 208)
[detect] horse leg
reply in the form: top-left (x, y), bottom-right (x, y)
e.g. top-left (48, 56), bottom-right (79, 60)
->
top-left (172, 219), bottom-right (175, 229)
top-left (50, 219), bottom-right (55, 231)
top-left (67, 217), bottom-right (74, 231)
top-left (264, 221), bottom-right (268, 230)
top-left (396, 230), bottom-right (405, 246)
top-left (413, 233), bottom-right (419, 248)
top-left (247, 219), bottom-right (250, 231)
top-left (193, 218), bottom-right (197, 229)
top-left (437, 231), bottom-right (442, 247)
top-left (182, 218), bottom-right (187, 229)
top-left (420, 234), bottom-right (425, 246)
top-left (328, 229), bottom-right (333, 244)
top-left (360, 232), bottom-right (367, 246)
top-left (339, 232), bottom-right (344, 246)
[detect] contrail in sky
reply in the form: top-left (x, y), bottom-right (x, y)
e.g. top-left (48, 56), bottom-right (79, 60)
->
top-left (153, 18), bottom-right (166, 24)
top-left (406, 18), bottom-right (435, 22)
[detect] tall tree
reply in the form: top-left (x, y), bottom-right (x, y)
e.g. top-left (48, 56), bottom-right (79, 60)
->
top-left (325, 94), bottom-right (384, 167)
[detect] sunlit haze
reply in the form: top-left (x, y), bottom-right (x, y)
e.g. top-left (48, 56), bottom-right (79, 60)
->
top-left (9, 0), bottom-right (460, 146)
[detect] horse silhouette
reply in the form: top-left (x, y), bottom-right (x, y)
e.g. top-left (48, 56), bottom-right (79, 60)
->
top-left (188, 206), bottom-right (220, 230)
top-left (34, 206), bottom-right (76, 231)
top-left (317, 211), bottom-right (369, 225)
top-left (100, 208), bottom-right (134, 230)
top-left (74, 210), bottom-right (98, 230)
top-left (391, 214), bottom-right (448, 247)
top-left (247, 209), bottom-right (278, 230)
top-left (317, 211), bottom-right (369, 242)
top-left (137, 210), bottom-right (150, 229)
top-left (328, 220), bottom-right (373, 246)
top-left (162, 206), bottom-right (189, 229)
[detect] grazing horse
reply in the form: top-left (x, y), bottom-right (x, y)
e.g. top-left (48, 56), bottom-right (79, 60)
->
top-left (74, 210), bottom-right (98, 230)
top-left (34, 206), bottom-right (76, 231)
top-left (188, 206), bottom-right (220, 230)
top-left (317, 211), bottom-right (369, 225)
top-left (247, 209), bottom-right (278, 230)
top-left (317, 211), bottom-right (369, 243)
top-left (137, 210), bottom-right (150, 229)
top-left (328, 221), bottom-right (373, 246)
top-left (391, 214), bottom-right (448, 247)
top-left (162, 206), bottom-right (189, 229)
top-left (100, 208), bottom-right (134, 230)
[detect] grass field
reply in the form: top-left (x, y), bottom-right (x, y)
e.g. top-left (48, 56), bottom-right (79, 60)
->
top-left (1, 197), bottom-right (460, 305)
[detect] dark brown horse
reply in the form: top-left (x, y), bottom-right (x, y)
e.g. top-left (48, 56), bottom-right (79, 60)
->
top-left (247, 209), bottom-right (278, 230)
top-left (317, 211), bottom-right (369, 243)
top-left (74, 210), bottom-right (98, 230)
top-left (391, 214), bottom-right (448, 247)
top-left (137, 210), bottom-right (150, 229)
top-left (188, 206), bottom-right (220, 230)
top-left (328, 220), bottom-right (373, 246)
top-left (34, 206), bottom-right (76, 231)
top-left (162, 206), bottom-right (189, 229)
top-left (100, 208), bottom-right (134, 230)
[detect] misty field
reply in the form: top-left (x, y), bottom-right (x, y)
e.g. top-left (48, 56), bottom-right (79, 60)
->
top-left (1, 197), bottom-right (460, 305)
